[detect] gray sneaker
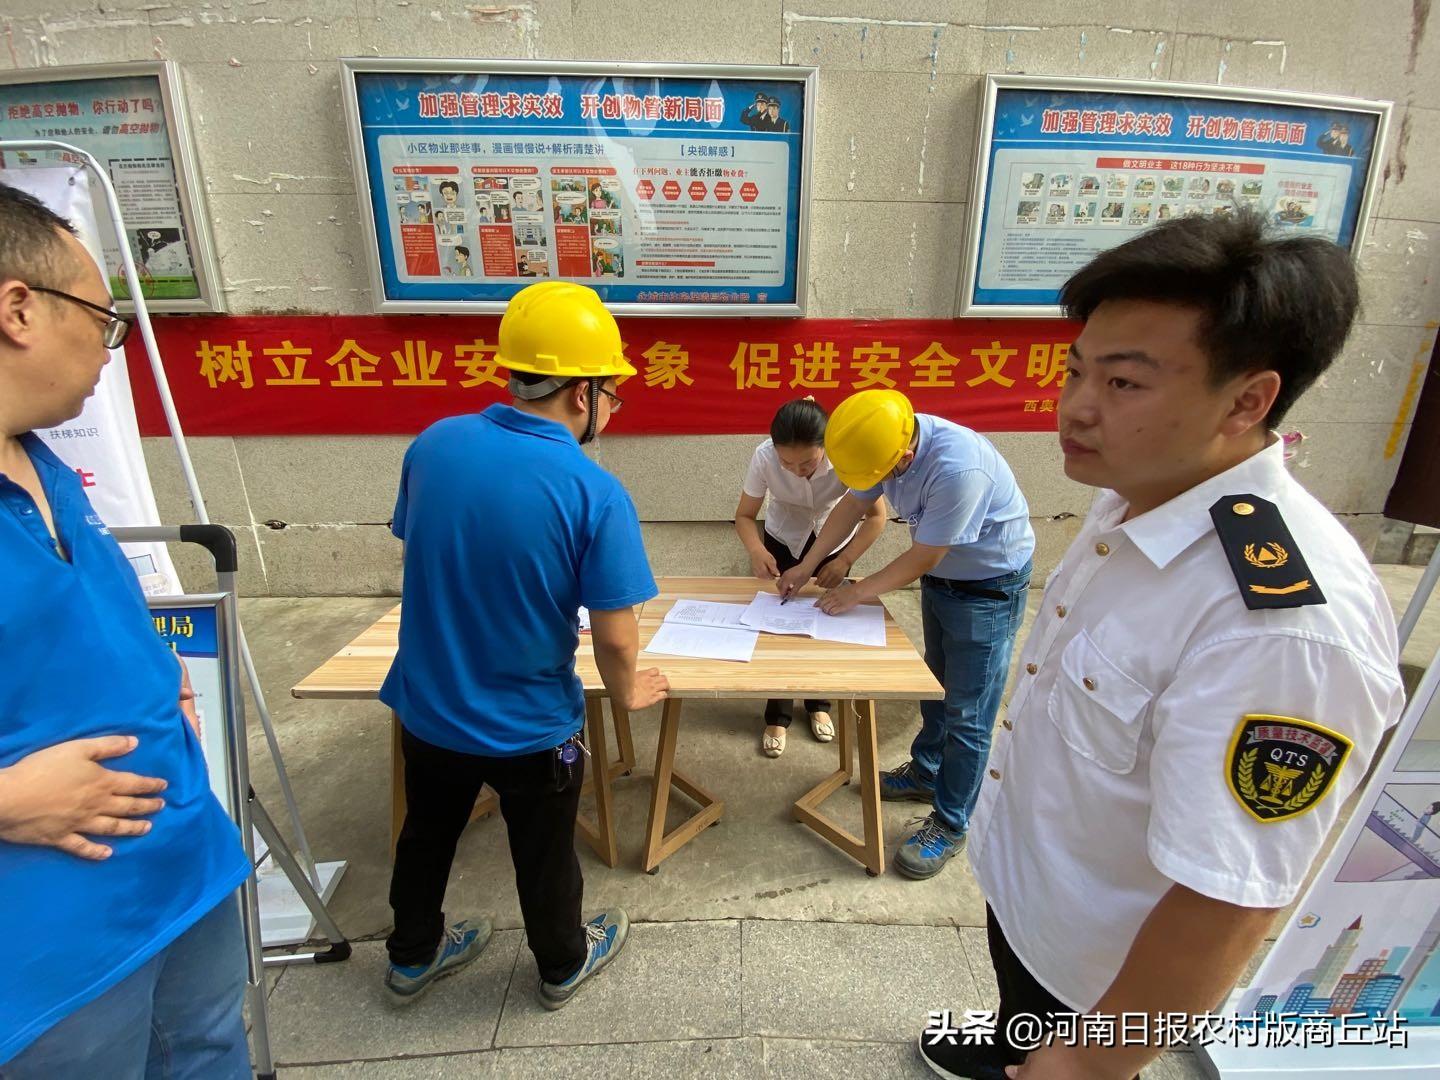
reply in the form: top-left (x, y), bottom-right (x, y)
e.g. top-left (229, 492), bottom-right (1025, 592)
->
top-left (538, 908), bottom-right (630, 1010)
top-left (385, 918), bottom-right (493, 1004)
top-left (894, 813), bottom-right (966, 880)
top-left (880, 760), bottom-right (936, 803)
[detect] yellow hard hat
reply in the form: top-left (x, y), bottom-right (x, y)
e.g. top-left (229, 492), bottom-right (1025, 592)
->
top-left (825, 389), bottom-right (916, 490)
top-left (495, 281), bottom-right (636, 379)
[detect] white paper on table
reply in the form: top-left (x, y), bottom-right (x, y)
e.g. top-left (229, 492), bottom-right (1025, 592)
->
top-left (739, 591), bottom-right (820, 636)
top-left (812, 603), bottom-right (887, 647)
top-left (643, 622), bottom-right (758, 662)
top-left (663, 599), bottom-right (752, 630)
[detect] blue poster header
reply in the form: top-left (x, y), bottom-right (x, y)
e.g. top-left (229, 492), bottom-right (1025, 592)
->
top-left (966, 79), bottom-right (1388, 311)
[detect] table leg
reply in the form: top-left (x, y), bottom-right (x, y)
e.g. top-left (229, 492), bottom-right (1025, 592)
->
top-left (575, 697), bottom-right (622, 867)
top-left (613, 702), bottom-right (635, 774)
top-left (642, 697), bottom-right (724, 873)
top-left (390, 711), bottom-right (406, 853)
top-left (792, 699), bottom-right (886, 875)
top-left (390, 711), bottom-right (497, 854)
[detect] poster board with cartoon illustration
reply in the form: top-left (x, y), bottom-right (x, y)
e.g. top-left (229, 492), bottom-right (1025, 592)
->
top-left (342, 59), bottom-right (816, 316)
top-left (959, 74), bottom-right (1391, 317)
top-left (0, 62), bottom-right (224, 312)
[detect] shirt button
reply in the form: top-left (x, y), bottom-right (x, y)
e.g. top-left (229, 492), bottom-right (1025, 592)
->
top-left (989, 768), bottom-right (1002, 780)
top-left (1095, 542), bottom-right (1110, 556)
top-left (1002, 719), bottom-right (1013, 730)
top-left (1083, 677), bottom-right (1097, 691)
top-left (1025, 662), bottom-right (1038, 675)
top-left (1056, 604), bottom-right (1067, 617)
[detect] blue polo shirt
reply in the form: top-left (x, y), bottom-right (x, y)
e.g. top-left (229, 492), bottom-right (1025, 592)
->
top-left (855, 414), bottom-right (1035, 581)
top-left (381, 405), bottom-right (657, 757)
top-left (0, 435), bottom-right (249, 1065)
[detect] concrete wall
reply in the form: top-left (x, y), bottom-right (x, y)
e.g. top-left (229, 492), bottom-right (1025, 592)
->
top-left (6, 0), bottom-right (1438, 595)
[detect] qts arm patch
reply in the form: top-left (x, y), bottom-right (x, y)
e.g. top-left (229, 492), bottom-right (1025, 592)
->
top-left (1226, 715), bottom-right (1352, 824)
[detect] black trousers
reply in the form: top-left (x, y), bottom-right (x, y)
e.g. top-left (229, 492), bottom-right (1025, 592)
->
top-left (386, 725), bottom-right (587, 985)
top-left (761, 528), bottom-right (838, 728)
top-left (987, 907), bottom-right (1141, 1079)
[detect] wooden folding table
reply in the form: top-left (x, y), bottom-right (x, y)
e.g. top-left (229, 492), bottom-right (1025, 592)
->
top-left (639, 577), bottom-right (942, 876)
top-left (291, 604), bottom-right (638, 866)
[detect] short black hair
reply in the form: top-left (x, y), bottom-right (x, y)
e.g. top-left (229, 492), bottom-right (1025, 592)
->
top-left (1060, 209), bottom-right (1359, 424)
top-left (770, 397), bottom-right (827, 446)
top-left (455, 245), bottom-right (470, 258)
top-left (439, 180), bottom-right (459, 194)
top-left (0, 180), bottom-right (81, 288)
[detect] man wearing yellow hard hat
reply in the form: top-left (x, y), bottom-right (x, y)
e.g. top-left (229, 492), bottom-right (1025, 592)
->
top-left (378, 281), bottom-right (668, 1010)
top-left (777, 389), bottom-right (1034, 879)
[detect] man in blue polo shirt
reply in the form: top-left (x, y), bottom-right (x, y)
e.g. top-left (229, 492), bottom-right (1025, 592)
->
top-left (381, 281), bottom-right (668, 1008)
top-left (0, 182), bottom-right (251, 1075)
top-left (778, 389), bottom-right (1034, 879)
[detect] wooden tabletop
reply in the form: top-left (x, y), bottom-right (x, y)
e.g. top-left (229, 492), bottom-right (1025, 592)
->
top-left (291, 604), bottom-right (607, 699)
top-left (292, 577), bottom-right (941, 702)
top-left (638, 577), bottom-right (941, 701)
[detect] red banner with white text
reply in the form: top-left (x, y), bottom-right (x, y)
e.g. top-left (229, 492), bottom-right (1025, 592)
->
top-left (124, 316), bottom-right (1078, 437)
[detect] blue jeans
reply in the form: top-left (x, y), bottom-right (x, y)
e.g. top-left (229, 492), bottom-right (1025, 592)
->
top-left (2, 895), bottom-right (249, 1080)
top-left (911, 563), bottom-right (1032, 834)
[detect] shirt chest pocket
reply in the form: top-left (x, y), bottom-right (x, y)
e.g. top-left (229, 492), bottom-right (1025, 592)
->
top-left (1047, 630), bottom-right (1153, 774)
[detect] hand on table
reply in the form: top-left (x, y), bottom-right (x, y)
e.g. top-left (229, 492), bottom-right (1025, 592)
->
top-left (0, 737), bottom-right (167, 860)
top-left (749, 548), bottom-right (780, 581)
top-left (814, 556), bottom-right (852, 590)
top-left (775, 565), bottom-right (810, 601)
top-left (817, 581), bottom-right (862, 615)
top-left (627, 668), bottom-right (671, 710)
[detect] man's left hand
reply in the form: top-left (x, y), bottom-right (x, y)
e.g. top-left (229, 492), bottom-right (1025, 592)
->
top-left (178, 658), bottom-right (200, 738)
top-left (817, 581), bottom-right (861, 615)
top-left (815, 556), bottom-right (853, 590)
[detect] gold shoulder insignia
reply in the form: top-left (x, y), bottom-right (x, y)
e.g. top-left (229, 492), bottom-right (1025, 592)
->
top-left (1209, 495), bottom-right (1325, 610)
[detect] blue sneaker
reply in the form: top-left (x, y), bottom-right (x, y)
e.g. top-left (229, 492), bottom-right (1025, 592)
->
top-left (894, 813), bottom-right (966, 880)
top-left (538, 908), bottom-right (630, 1010)
top-left (385, 918), bottom-right (493, 1004)
top-left (881, 760), bottom-right (936, 803)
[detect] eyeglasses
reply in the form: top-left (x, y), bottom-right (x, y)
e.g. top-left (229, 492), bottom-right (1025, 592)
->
top-left (30, 286), bottom-right (132, 349)
top-left (597, 385), bottom-right (623, 413)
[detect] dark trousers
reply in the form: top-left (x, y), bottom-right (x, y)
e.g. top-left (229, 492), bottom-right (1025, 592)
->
top-left (987, 907), bottom-right (1141, 1079)
top-left (387, 725), bottom-right (587, 985)
top-left (761, 528), bottom-right (837, 728)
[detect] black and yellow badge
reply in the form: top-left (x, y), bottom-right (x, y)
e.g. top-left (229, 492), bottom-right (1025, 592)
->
top-left (1209, 494), bottom-right (1326, 610)
top-left (1226, 715), bottom-right (1352, 823)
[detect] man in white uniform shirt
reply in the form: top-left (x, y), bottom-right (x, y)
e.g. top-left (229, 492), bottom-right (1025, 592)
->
top-left (920, 211), bottom-right (1404, 1079)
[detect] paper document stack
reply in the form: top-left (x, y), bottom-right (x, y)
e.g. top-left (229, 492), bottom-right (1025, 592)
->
top-left (740, 592), bottom-right (886, 647)
top-left (642, 599), bottom-right (759, 662)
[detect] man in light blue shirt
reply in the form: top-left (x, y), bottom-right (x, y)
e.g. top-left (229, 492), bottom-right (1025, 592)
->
top-left (778, 389), bottom-right (1034, 879)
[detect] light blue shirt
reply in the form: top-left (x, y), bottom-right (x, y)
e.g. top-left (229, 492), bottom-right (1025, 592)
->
top-left (855, 414), bottom-right (1034, 581)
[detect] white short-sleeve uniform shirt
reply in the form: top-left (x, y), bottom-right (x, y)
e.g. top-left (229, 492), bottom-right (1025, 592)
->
top-left (967, 439), bottom-right (1404, 1011)
top-left (743, 439), bottom-right (858, 559)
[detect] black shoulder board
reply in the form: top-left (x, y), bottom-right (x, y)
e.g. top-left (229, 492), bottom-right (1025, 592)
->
top-left (1208, 494), bottom-right (1326, 610)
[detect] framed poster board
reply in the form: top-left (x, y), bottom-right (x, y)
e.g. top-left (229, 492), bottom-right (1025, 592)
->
top-left (0, 61), bottom-right (224, 313)
top-left (148, 594), bottom-right (238, 815)
top-left (959, 75), bottom-right (1391, 318)
top-left (341, 59), bottom-right (816, 316)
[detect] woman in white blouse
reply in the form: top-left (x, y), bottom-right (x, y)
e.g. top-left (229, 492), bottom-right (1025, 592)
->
top-left (734, 398), bottom-right (887, 758)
